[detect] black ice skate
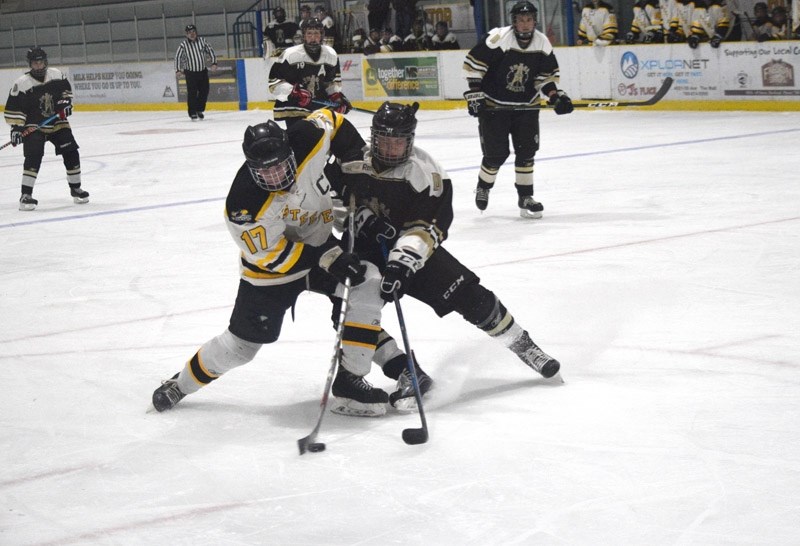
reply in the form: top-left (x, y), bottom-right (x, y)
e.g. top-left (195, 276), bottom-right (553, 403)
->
top-left (518, 196), bottom-right (543, 219)
top-left (19, 194), bottom-right (38, 211)
top-left (70, 187), bottom-right (90, 204)
top-left (331, 367), bottom-right (389, 417)
top-left (475, 186), bottom-right (490, 211)
top-left (510, 331), bottom-right (561, 379)
top-left (152, 373), bottom-right (187, 412)
top-left (389, 365), bottom-right (434, 412)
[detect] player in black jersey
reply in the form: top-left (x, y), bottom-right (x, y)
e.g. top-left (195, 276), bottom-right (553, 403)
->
top-left (463, 1), bottom-right (573, 219)
top-left (268, 18), bottom-right (352, 128)
top-left (4, 47), bottom-right (89, 211)
top-left (327, 102), bottom-right (563, 407)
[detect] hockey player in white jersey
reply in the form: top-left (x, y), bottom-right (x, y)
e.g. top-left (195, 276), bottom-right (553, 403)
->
top-left (153, 110), bottom-right (408, 417)
top-left (268, 18), bottom-right (351, 127)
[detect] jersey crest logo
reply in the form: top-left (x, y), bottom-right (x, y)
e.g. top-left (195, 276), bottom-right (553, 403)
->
top-left (38, 93), bottom-right (56, 115)
top-left (506, 63), bottom-right (530, 93)
top-left (229, 209), bottom-right (252, 223)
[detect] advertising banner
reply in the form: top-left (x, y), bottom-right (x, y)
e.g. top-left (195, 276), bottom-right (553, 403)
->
top-left (69, 62), bottom-right (176, 104)
top-left (362, 56), bottom-right (440, 98)
top-left (609, 42), bottom-right (799, 101)
top-left (176, 59), bottom-right (239, 102)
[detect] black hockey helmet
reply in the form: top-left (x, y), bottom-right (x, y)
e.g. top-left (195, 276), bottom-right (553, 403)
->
top-left (301, 17), bottom-right (325, 54)
top-left (371, 101), bottom-right (419, 167)
top-left (242, 121), bottom-right (297, 191)
top-left (510, 1), bottom-right (538, 42)
top-left (273, 7), bottom-right (286, 22)
top-left (26, 47), bottom-right (48, 80)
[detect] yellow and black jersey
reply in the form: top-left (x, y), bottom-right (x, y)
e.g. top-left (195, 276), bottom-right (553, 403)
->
top-left (340, 146), bottom-right (453, 269)
top-left (224, 109), bottom-right (366, 287)
top-left (268, 43), bottom-right (343, 122)
top-left (463, 27), bottom-right (560, 107)
top-left (4, 68), bottom-right (73, 132)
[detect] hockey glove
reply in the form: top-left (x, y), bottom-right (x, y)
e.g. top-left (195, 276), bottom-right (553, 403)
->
top-left (687, 34), bottom-right (700, 49)
top-left (354, 206), bottom-right (396, 244)
top-left (548, 91), bottom-right (574, 115)
top-left (10, 126), bottom-right (24, 147)
top-left (709, 34), bottom-right (722, 48)
top-left (667, 29), bottom-right (682, 43)
top-left (463, 90), bottom-right (485, 117)
top-left (319, 246), bottom-right (366, 286)
top-left (380, 260), bottom-right (414, 302)
top-left (56, 96), bottom-right (73, 119)
top-left (289, 84), bottom-right (312, 108)
top-left (625, 32), bottom-right (637, 44)
top-left (328, 92), bottom-right (352, 114)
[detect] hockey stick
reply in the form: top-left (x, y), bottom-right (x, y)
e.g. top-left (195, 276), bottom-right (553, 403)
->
top-left (297, 195), bottom-right (357, 455)
top-left (488, 76), bottom-right (674, 110)
top-left (0, 113), bottom-right (60, 152)
top-left (391, 292), bottom-right (430, 445)
top-left (379, 240), bottom-right (429, 445)
top-left (311, 99), bottom-right (377, 115)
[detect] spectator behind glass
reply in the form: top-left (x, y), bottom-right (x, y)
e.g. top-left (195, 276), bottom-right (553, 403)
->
top-left (403, 18), bottom-right (433, 51)
top-left (625, 0), bottom-right (664, 43)
top-left (431, 21), bottom-right (461, 49)
top-left (368, 0), bottom-right (391, 33)
top-left (577, 0), bottom-right (619, 45)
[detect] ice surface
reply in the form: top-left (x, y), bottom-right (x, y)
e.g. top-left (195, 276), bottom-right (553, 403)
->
top-left (1, 108), bottom-right (799, 545)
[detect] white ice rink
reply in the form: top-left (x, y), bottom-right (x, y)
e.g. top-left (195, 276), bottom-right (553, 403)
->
top-left (1, 107), bottom-right (799, 545)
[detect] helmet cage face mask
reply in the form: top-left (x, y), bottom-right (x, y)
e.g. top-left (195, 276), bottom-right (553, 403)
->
top-left (248, 154), bottom-right (297, 192)
top-left (243, 123), bottom-right (297, 191)
top-left (511, 2), bottom-right (538, 41)
top-left (302, 19), bottom-right (325, 54)
top-left (370, 102), bottom-right (419, 166)
top-left (27, 48), bottom-right (48, 79)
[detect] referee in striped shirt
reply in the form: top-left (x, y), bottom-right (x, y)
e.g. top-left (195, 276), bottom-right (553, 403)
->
top-left (175, 24), bottom-right (217, 120)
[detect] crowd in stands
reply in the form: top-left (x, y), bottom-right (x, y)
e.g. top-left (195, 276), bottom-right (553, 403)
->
top-left (263, 0), bottom-right (799, 58)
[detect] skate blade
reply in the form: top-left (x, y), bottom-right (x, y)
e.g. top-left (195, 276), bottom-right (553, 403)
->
top-left (330, 397), bottom-right (386, 417)
top-left (519, 209), bottom-right (542, 219)
top-left (73, 196), bottom-right (89, 204)
top-left (391, 395), bottom-right (420, 414)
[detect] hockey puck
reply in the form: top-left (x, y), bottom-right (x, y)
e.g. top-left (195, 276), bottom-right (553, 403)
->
top-left (308, 442), bottom-right (326, 452)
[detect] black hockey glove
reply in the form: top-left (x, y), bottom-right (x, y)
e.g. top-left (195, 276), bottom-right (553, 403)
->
top-left (625, 31), bottom-right (637, 44)
top-left (647, 30), bottom-right (664, 43)
top-left (10, 126), bottom-right (24, 147)
top-left (687, 34), bottom-right (700, 49)
top-left (289, 84), bottom-right (312, 107)
top-left (328, 92), bottom-right (352, 114)
top-left (463, 90), bottom-right (485, 117)
top-left (56, 96), bottom-right (73, 119)
top-left (709, 34), bottom-right (722, 48)
top-left (354, 206), bottom-right (396, 244)
top-left (380, 260), bottom-right (414, 302)
top-left (667, 28), bottom-right (682, 43)
top-left (548, 91), bottom-right (574, 115)
top-left (757, 32), bottom-right (771, 42)
top-left (319, 246), bottom-right (366, 286)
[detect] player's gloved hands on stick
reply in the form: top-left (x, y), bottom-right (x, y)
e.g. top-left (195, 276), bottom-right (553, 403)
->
top-left (56, 97), bottom-right (73, 119)
top-left (709, 34), bottom-right (722, 48)
top-left (687, 34), bottom-right (700, 49)
top-left (289, 84), bottom-right (312, 107)
top-left (549, 90), bottom-right (574, 115)
top-left (323, 248), bottom-right (366, 286)
top-left (463, 90), bottom-right (485, 117)
top-left (380, 260), bottom-right (414, 301)
top-left (328, 92), bottom-right (351, 114)
top-left (10, 126), bottom-right (24, 146)
top-left (354, 207), bottom-right (396, 244)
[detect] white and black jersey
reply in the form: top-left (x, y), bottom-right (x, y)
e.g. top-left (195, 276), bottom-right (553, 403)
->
top-left (4, 67), bottom-right (73, 134)
top-left (340, 147), bottom-right (453, 268)
top-left (431, 31), bottom-right (461, 50)
top-left (268, 43), bottom-right (343, 122)
top-left (265, 20), bottom-right (300, 49)
top-left (463, 27), bottom-right (560, 107)
top-left (174, 36), bottom-right (217, 72)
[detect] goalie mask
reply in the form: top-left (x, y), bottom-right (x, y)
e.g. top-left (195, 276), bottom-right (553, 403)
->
top-left (242, 121), bottom-right (297, 192)
top-left (371, 101), bottom-right (419, 167)
top-left (510, 1), bottom-right (538, 43)
top-left (26, 47), bottom-right (48, 81)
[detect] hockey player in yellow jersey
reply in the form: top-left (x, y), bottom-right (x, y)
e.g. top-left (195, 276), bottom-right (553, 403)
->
top-left (152, 110), bottom-right (424, 417)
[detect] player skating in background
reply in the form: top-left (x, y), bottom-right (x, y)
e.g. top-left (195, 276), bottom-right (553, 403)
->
top-left (463, 1), bottom-right (573, 219)
top-left (4, 47), bottom-right (89, 211)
